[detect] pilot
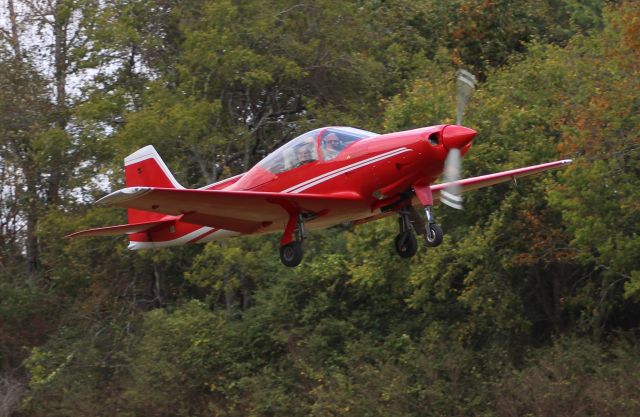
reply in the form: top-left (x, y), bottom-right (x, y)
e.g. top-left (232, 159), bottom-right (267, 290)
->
top-left (322, 132), bottom-right (343, 160)
top-left (294, 142), bottom-right (314, 167)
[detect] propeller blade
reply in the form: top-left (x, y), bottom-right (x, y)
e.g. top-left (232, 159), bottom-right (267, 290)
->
top-left (441, 148), bottom-right (463, 210)
top-left (456, 69), bottom-right (477, 125)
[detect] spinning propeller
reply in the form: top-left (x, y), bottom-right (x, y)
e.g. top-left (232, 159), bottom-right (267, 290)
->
top-left (440, 69), bottom-right (477, 210)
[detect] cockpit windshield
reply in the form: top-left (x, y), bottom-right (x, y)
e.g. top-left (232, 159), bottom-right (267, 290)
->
top-left (258, 129), bottom-right (320, 174)
top-left (259, 127), bottom-right (377, 174)
top-left (319, 127), bottom-right (376, 161)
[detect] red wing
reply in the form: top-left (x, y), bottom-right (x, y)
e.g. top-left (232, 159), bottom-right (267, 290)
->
top-left (354, 159), bottom-right (572, 227)
top-left (96, 187), bottom-right (365, 233)
top-left (430, 159), bottom-right (572, 200)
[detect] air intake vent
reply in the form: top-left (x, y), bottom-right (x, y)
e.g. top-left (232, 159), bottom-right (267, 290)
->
top-left (428, 132), bottom-right (440, 146)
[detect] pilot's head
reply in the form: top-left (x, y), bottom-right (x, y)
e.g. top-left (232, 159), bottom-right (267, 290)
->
top-left (295, 143), bottom-right (311, 159)
top-left (324, 133), bottom-right (342, 150)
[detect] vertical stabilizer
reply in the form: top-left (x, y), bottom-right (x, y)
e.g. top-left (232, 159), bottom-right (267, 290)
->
top-left (124, 145), bottom-right (183, 224)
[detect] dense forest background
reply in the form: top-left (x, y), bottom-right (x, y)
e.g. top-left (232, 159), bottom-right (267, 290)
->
top-left (1, 0), bottom-right (639, 415)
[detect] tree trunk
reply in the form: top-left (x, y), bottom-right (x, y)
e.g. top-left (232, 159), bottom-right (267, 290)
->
top-left (6, 0), bottom-right (22, 58)
top-left (46, 0), bottom-right (70, 207)
top-left (25, 194), bottom-right (39, 275)
top-left (152, 264), bottom-right (163, 307)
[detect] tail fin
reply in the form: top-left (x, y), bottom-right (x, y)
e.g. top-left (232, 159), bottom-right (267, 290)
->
top-left (124, 145), bottom-right (183, 224)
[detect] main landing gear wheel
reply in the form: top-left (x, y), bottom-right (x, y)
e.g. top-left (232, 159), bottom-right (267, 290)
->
top-left (279, 214), bottom-right (308, 267)
top-left (394, 210), bottom-right (418, 258)
top-left (280, 241), bottom-right (303, 267)
top-left (394, 205), bottom-right (444, 256)
top-left (395, 231), bottom-right (418, 258)
top-left (424, 223), bottom-right (443, 247)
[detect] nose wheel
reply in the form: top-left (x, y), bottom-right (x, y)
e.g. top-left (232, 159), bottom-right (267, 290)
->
top-left (394, 206), bottom-right (444, 258)
top-left (423, 207), bottom-right (443, 247)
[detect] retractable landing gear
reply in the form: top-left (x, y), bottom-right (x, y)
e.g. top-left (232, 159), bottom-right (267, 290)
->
top-left (395, 211), bottom-right (418, 258)
top-left (422, 206), bottom-right (443, 247)
top-left (279, 214), bottom-right (306, 267)
top-left (410, 185), bottom-right (443, 248)
top-left (394, 205), bottom-right (444, 259)
top-left (280, 241), bottom-right (303, 267)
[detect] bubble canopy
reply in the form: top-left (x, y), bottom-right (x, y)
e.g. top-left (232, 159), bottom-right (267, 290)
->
top-left (259, 127), bottom-right (378, 174)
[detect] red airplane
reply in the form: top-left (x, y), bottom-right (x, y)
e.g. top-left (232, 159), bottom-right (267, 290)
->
top-left (68, 124), bottom-right (571, 267)
top-left (69, 71), bottom-right (571, 266)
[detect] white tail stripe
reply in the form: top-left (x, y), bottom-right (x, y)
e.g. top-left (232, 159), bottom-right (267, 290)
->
top-left (128, 226), bottom-right (213, 249)
top-left (128, 228), bottom-right (239, 250)
top-left (124, 145), bottom-right (184, 189)
top-left (284, 148), bottom-right (412, 194)
top-left (198, 229), bottom-right (240, 243)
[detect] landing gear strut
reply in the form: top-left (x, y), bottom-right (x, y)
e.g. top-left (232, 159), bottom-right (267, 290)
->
top-left (279, 214), bottom-right (306, 267)
top-left (395, 211), bottom-right (418, 258)
top-left (393, 205), bottom-right (444, 258)
top-left (422, 206), bottom-right (443, 247)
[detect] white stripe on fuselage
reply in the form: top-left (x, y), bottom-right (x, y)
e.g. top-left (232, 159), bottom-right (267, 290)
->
top-left (283, 147), bottom-right (411, 194)
top-left (129, 226), bottom-right (213, 249)
top-left (128, 228), bottom-right (240, 250)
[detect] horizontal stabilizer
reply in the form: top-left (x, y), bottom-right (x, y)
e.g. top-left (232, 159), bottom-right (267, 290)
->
top-left (66, 218), bottom-right (174, 239)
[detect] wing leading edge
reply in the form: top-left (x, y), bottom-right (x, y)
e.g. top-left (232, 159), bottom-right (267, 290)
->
top-left (430, 159), bottom-right (572, 200)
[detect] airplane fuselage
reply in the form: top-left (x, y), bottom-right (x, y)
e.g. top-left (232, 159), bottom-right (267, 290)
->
top-left (123, 125), bottom-right (477, 248)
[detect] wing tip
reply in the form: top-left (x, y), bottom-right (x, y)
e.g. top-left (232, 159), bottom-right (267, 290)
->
top-left (64, 228), bottom-right (109, 239)
top-left (96, 187), bottom-right (153, 206)
top-left (64, 231), bottom-right (81, 239)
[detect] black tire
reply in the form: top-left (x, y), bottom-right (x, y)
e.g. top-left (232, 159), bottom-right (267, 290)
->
top-left (394, 232), bottom-right (418, 258)
top-left (424, 223), bottom-right (443, 247)
top-left (280, 241), bottom-right (303, 267)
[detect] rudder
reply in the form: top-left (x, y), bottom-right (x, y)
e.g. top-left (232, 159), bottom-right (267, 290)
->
top-left (124, 145), bottom-right (183, 224)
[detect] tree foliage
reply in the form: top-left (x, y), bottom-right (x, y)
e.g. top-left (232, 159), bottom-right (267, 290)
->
top-left (0, 0), bottom-right (638, 416)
